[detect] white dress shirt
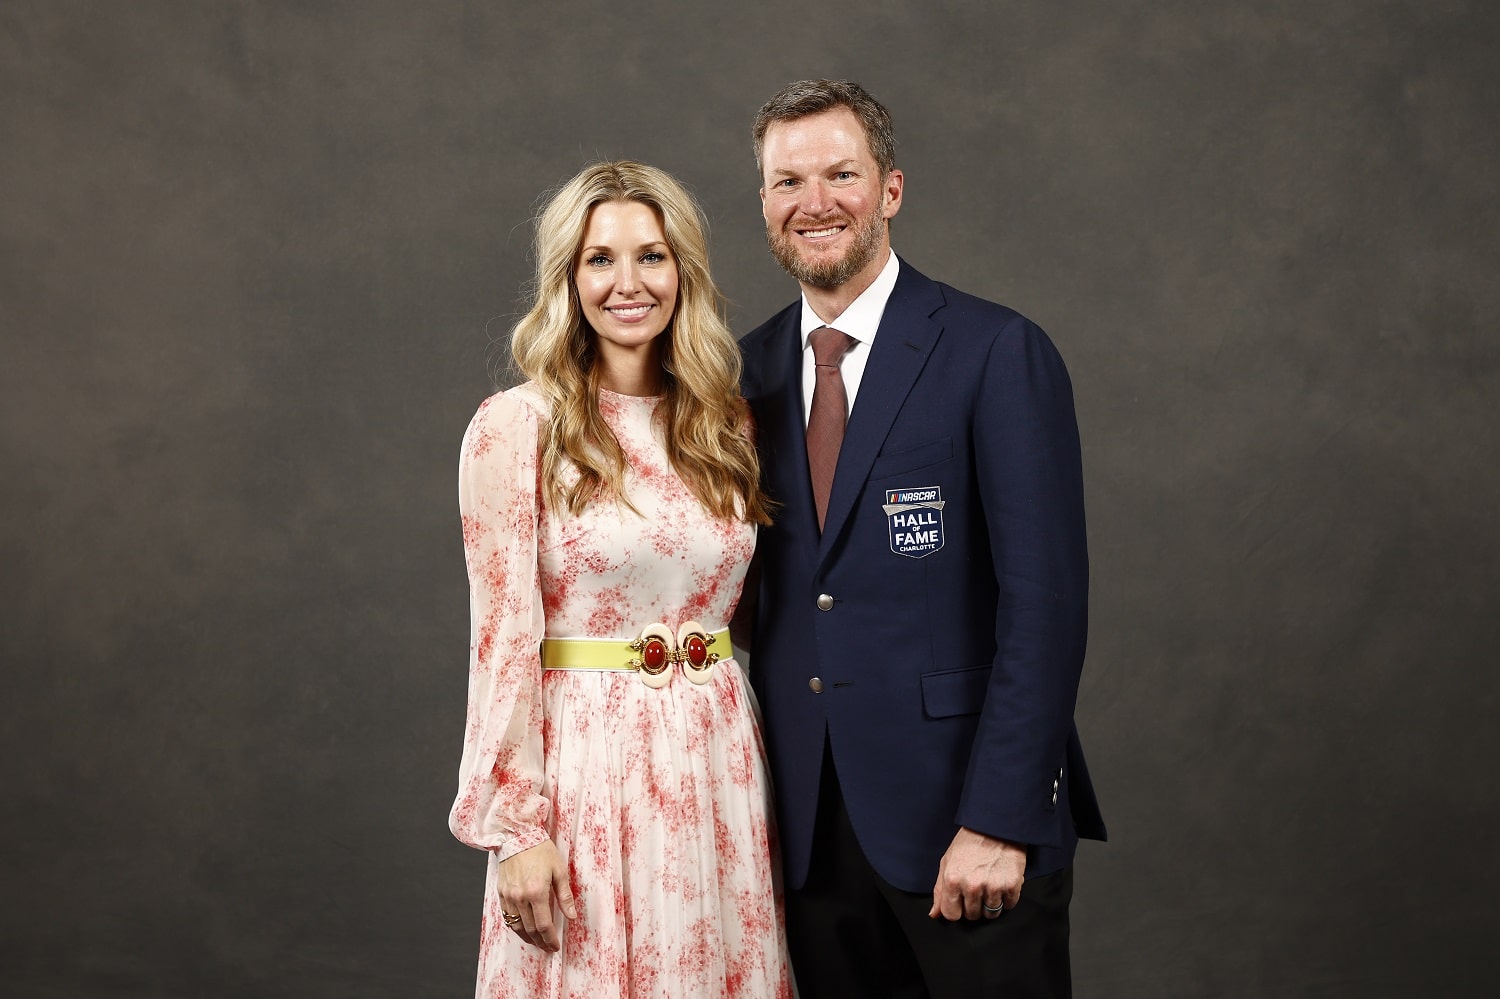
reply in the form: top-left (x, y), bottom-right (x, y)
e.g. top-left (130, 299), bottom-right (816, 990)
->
top-left (799, 251), bottom-right (902, 426)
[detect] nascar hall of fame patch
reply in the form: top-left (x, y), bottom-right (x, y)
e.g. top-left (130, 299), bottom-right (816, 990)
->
top-left (883, 485), bottom-right (945, 558)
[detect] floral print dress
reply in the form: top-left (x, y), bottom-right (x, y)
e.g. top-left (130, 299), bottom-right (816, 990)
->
top-left (449, 383), bottom-right (793, 999)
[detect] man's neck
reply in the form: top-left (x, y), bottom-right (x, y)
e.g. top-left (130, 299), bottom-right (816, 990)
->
top-left (800, 246), bottom-right (892, 326)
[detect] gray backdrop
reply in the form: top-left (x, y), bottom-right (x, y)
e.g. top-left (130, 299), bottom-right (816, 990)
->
top-left (3, 2), bottom-right (1496, 996)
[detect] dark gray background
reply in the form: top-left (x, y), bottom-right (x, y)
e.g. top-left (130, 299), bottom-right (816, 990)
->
top-left (3, 2), bottom-right (1496, 996)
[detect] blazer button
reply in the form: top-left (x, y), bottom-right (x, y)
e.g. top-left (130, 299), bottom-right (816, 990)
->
top-left (816, 593), bottom-right (834, 611)
top-left (809, 677), bottom-right (825, 694)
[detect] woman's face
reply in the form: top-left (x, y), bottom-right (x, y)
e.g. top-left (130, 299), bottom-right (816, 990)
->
top-left (574, 200), bottom-right (679, 362)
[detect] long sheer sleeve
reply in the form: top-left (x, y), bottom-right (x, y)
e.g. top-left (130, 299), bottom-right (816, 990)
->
top-left (447, 390), bottom-right (551, 860)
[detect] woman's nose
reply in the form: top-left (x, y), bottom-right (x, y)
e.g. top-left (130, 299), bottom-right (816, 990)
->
top-left (615, 261), bottom-right (640, 293)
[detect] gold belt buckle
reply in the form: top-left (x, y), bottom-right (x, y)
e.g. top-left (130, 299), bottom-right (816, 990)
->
top-left (675, 621), bottom-right (720, 685)
top-left (627, 624), bottom-right (675, 688)
top-left (627, 620), bottom-right (720, 687)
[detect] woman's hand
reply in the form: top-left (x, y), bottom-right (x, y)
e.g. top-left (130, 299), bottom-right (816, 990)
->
top-left (497, 840), bottom-right (579, 952)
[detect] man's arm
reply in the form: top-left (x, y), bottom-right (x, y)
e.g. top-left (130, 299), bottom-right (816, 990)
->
top-left (930, 314), bottom-right (1089, 918)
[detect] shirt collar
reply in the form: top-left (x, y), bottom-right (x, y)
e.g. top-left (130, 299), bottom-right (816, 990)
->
top-left (799, 251), bottom-right (901, 349)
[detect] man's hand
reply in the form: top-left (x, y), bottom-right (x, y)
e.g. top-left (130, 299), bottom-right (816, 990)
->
top-left (928, 827), bottom-right (1026, 920)
top-left (497, 840), bottom-right (579, 951)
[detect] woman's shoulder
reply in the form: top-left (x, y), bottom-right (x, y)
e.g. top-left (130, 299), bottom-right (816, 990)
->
top-left (461, 382), bottom-right (554, 461)
top-left (471, 381), bottom-right (552, 426)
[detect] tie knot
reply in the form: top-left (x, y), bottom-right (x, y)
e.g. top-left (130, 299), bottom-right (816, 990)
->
top-left (810, 326), bottom-right (856, 366)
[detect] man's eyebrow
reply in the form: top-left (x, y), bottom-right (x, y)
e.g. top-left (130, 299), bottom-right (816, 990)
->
top-left (770, 160), bottom-right (861, 177)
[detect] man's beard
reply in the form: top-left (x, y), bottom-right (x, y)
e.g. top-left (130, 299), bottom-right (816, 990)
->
top-left (767, 203), bottom-right (886, 289)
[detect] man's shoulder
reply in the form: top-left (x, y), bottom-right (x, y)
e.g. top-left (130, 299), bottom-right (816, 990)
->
top-left (740, 300), bottom-right (800, 354)
top-left (906, 266), bottom-right (1068, 375)
top-left (914, 268), bottom-right (1030, 333)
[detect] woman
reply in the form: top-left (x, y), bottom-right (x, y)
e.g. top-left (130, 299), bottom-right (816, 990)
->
top-left (449, 161), bottom-right (792, 999)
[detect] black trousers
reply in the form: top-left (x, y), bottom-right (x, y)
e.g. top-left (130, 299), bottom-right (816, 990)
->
top-left (785, 747), bottom-right (1073, 999)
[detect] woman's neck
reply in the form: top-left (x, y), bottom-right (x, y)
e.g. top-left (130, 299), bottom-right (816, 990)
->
top-left (595, 344), bottom-right (664, 396)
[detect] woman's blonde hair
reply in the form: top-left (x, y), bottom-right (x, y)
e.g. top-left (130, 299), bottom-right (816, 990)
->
top-left (511, 160), bottom-right (771, 525)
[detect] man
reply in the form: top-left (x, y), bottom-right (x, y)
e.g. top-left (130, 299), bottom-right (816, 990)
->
top-left (739, 80), bottom-right (1106, 998)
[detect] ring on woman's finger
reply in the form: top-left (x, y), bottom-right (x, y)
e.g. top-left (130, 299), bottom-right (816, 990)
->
top-left (502, 911), bottom-right (522, 927)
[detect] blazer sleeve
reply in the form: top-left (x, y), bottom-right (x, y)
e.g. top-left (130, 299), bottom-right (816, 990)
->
top-left (955, 317), bottom-right (1090, 847)
top-left (446, 391), bottom-right (552, 860)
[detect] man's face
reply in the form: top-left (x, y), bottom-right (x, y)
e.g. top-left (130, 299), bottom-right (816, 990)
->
top-left (759, 108), bottom-right (903, 289)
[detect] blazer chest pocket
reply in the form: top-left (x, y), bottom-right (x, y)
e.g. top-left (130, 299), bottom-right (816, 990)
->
top-left (870, 436), bottom-right (952, 479)
top-left (921, 664), bottom-right (991, 719)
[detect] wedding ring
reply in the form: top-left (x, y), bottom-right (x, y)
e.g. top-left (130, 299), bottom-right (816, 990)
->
top-left (502, 911), bottom-right (521, 926)
top-left (982, 902), bottom-right (1004, 914)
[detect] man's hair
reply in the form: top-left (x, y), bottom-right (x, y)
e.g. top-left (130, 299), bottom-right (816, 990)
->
top-left (752, 79), bottom-right (896, 177)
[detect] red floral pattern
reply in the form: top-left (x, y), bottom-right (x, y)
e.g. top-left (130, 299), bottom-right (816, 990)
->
top-left (449, 383), bottom-right (792, 999)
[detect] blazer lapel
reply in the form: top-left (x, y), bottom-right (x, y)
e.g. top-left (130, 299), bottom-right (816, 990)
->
top-left (817, 265), bottom-right (945, 560)
top-left (754, 309), bottom-right (818, 529)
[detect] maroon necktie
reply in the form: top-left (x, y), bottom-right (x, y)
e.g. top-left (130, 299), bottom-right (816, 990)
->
top-left (806, 326), bottom-right (857, 531)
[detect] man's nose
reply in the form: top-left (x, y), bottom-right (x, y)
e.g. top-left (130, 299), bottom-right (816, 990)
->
top-left (801, 180), bottom-right (833, 217)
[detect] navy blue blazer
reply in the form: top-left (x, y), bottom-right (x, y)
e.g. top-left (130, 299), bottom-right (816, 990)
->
top-left (740, 259), bottom-right (1106, 894)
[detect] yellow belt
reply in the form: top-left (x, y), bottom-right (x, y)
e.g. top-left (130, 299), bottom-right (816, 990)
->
top-left (540, 628), bottom-right (732, 670)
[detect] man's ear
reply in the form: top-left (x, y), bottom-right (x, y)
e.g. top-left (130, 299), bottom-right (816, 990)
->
top-left (882, 169), bottom-right (904, 220)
